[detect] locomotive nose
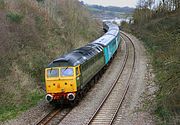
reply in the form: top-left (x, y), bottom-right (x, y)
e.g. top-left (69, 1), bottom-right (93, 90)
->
top-left (45, 94), bottom-right (53, 102)
top-left (67, 93), bottom-right (75, 101)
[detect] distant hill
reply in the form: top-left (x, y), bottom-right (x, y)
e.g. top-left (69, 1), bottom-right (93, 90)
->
top-left (81, 3), bottom-right (134, 19)
top-left (87, 5), bottom-right (134, 14)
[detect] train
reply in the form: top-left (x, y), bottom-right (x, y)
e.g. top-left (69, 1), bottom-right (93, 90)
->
top-left (44, 21), bottom-right (121, 106)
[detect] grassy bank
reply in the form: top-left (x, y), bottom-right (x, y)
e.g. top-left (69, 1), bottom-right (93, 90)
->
top-left (130, 10), bottom-right (180, 124)
top-left (0, 0), bottom-right (102, 121)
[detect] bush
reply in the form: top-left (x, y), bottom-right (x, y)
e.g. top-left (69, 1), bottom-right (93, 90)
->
top-left (121, 21), bottom-right (130, 32)
top-left (6, 12), bottom-right (24, 23)
top-left (0, 0), bottom-right (5, 9)
top-left (36, 0), bottom-right (45, 3)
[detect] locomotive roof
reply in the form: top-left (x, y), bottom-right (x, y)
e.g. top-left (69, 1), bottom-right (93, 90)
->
top-left (48, 44), bottom-right (103, 67)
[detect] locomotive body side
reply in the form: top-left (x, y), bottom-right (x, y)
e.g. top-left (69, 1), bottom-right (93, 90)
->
top-left (79, 50), bottom-right (105, 89)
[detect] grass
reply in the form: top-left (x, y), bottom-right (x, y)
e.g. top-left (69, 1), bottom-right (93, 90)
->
top-left (6, 11), bottom-right (24, 23)
top-left (0, 0), bottom-right (5, 9)
top-left (0, 89), bottom-right (44, 121)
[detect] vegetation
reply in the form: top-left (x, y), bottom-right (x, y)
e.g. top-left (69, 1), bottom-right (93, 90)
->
top-left (0, 0), bottom-right (102, 122)
top-left (36, 0), bottom-right (44, 3)
top-left (121, 21), bottom-right (131, 32)
top-left (130, 0), bottom-right (180, 124)
top-left (0, 0), bottom-right (5, 9)
top-left (6, 12), bottom-right (24, 23)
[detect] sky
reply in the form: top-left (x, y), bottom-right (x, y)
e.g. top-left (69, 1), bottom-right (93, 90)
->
top-left (79, 0), bottom-right (139, 8)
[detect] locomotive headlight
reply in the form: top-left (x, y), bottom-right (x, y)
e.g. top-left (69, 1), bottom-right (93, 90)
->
top-left (45, 94), bottom-right (53, 102)
top-left (67, 93), bottom-right (75, 101)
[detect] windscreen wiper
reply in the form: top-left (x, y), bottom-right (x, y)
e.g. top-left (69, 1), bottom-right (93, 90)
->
top-left (63, 67), bottom-right (68, 72)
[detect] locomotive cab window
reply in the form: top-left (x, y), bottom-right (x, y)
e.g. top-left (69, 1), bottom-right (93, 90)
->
top-left (47, 69), bottom-right (59, 78)
top-left (61, 67), bottom-right (74, 77)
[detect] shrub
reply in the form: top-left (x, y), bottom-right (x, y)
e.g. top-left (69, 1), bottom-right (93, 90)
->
top-left (0, 0), bottom-right (5, 9)
top-left (6, 12), bottom-right (24, 23)
top-left (36, 0), bottom-right (45, 3)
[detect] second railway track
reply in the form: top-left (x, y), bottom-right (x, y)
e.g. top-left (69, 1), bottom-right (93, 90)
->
top-left (86, 32), bottom-right (136, 125)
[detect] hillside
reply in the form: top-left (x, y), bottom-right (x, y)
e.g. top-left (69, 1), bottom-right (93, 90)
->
top-left (84, 4), bottom-right (134, 19)
top-left (0, 0), bottom-right (102, 121)
top-left (131, 9), bottom-right (180, 124)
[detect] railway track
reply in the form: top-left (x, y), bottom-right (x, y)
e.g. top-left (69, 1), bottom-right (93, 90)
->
top-left (85, 32), bottom-right (136, 125)
top-left (35, 107), bottom-right (71, 125)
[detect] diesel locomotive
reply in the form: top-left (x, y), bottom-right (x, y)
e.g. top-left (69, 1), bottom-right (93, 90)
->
top-left (45, 22), bottom-right (121, 105)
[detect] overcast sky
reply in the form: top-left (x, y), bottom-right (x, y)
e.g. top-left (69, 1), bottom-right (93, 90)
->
top-left (79, 0), bottom-right (139, 8)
